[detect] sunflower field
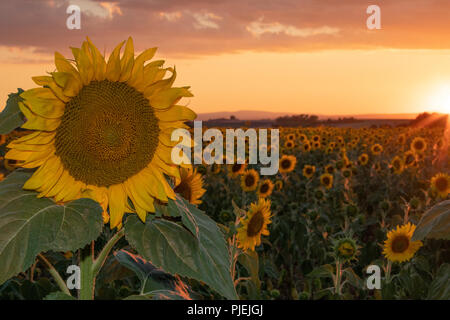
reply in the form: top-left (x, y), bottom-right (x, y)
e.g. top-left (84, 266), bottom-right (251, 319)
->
top-left (0, 38), bottom-right (449, 301)
top-left (196, 126), bottom-right (450, 300)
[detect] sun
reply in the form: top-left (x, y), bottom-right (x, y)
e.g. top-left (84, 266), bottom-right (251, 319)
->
top-left (428, 84), bottom-right (450, 114)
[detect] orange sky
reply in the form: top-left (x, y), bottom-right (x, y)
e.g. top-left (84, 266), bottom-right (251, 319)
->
top-left (2, 0), bottom-right (450, 116)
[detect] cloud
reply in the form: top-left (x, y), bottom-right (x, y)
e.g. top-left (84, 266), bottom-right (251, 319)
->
top-left (247, 18), bottom-right (339, 38)
top-left (1, 0), bottom-right (450, 60)
top-left (191, 12), bottom-right (222, 30)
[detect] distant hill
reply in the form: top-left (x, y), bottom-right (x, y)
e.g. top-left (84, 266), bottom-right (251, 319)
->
top-left (196, 110), bottom-right (419, 121)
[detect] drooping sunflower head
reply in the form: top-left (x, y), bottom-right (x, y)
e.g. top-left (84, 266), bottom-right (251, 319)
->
top-left (320, 173), bottom-right (333, 189)
top-left (332, 237), bottom-right (359, 262)
top-left (241, 169), bottom-right (260, 192)
top-left (383, 223), bottom-right (423, 263)
top-left (302, 165), bottom-right (315, 179)
top-left (390, 156), bottom-right (404, 175)
top-left (411, 137), bottom-right (427, 154)
top-left (174, 167), bottom-right (206, 205)
top-left (342, 167), bottom-right (352, 178)
top-left (257, 179), bottom-right (274, 198)
top-left (431, 173), bottom-right (450, 198)
top-left (279, 155), bottom-right (297, 174)
top-left (6, 37), bottom-right (196, 228)
top-left (237, 198), bottom-right (272, 252)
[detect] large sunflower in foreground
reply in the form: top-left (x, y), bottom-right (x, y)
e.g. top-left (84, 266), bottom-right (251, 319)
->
top-left (237, 198), bottom-right (272, 252)
top-left (6, 37), bottom-right (195, 228)
top-left (383, 223), bottom-right (423, 263)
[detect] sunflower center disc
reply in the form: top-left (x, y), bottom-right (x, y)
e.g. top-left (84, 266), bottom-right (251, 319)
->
top-left (391, 235), bottom-right (409, 253)
top-left (436, 177), bottom-right (448, 191)
top-left (55, 80), bottom-right (159, 187)
top-left (247, 211), bottom-right (264, 237)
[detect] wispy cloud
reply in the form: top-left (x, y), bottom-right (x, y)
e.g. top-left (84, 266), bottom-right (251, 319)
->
top-left (191, 12), bottom-right (222, 30)
top-left (247, 18), bottom-right (339, 38)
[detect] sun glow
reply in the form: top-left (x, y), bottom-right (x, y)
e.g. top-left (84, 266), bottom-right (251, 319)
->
top-left (428, 84), bottom-right (450, 114)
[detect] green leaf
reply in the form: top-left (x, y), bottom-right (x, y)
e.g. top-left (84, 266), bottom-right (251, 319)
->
top-left (306, 264), bottom-right (334, 279)
top-left (0, 171), bottom-right (104, 285)
top-left (238, 250), bottom-right (261, 289)
top-left (412, 200), bottom-right (450, 241)
top-left (44, 291), bottom-right (76, 300)
top-left (114, 249), bottom-right (190, 296)
top-left (0, 89), bottom-right (25, 134)
top-left (124, 290), bottom-right (188, 300)
top-left (427, 264), bottom-right (450, 300)
top-left (124, 197), bottom-right (237, 299)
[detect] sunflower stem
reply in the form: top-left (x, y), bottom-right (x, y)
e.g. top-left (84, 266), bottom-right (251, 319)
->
top-left (79, 244), bottom-right (95, 300)
top-left (92, 228), bottom-right (125, 277)
top-left (385, 260), bottom-right (392, 283)
top-left (38, 253), bottom-right (71, 296)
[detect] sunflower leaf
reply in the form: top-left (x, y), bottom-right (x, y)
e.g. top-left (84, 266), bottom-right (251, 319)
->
top-left (412, 200), bottom-right (450, 241)
top-left (0, 171), bottom-right (104, 286)
top-left (124, 197), bottom-right (237, 300)
top-left (0, 89), bottom-right (25, 134)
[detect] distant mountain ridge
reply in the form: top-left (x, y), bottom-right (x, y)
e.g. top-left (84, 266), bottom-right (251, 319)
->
top-left (196, 110), bottom-right (419, 121)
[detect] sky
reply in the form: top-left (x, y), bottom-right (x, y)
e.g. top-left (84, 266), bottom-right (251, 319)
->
top-left (1, 0), bottom-right (450, 116)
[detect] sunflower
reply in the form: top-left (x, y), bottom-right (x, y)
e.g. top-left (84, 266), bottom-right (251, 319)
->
top-left (241, 169), bottom-right (259, 192)
top-left (210, 163), bottom-right (222, 174)
top-left (0, 134), bottom-right (6, 145)
top-left (5, 37), bottom-right (196, 228)
top-left (333, 237), bottom-right (358, 262)
top-left (302, 165), bottom-right (315, 179)
top-left (302, 141), bottom-right (311, 152)
top-left (431, 173), bottom-right (450, 198)
top-left (237, 198), bottom-right (272, 252)
top-left (228, 162), bottom-right (247, 178)
top-left (411, 137), bottom-right (427, 154)
top-left (286, 133), bottom-right (296, 141)
top-left (174, 167), bottom-right (206, 205)
top-left (370, 143), bottom-right (383, 155)
top-left (324, 164), bottom-right (335, 175)
top-left (274, 180), bottom-right (283, 191)
top-left (358, 153), bottom-right (369, 166)
top-left (284, 140), bottom-right (295, 149)
top-left (403, 150), bottom-right (416, 167)
top-left (320, 173), bottom-right (333, 189)
top-left (383, 223), bottom-right (423, 263)
top-left (279, 155), bottom-right (297, 174)
top-left (342, 167), bottom-right (352, 178)
top-left (390, 156), bottom-right (404, 175)
top-left (257, 179), bottom-right (274, 198)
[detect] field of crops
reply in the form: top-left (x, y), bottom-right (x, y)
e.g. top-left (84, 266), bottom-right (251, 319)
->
top-left (195, 125), bottom-right (450, 299)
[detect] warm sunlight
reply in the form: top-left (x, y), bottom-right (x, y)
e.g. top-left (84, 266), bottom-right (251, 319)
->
top-left (428, 84), bottom-right (450, 114)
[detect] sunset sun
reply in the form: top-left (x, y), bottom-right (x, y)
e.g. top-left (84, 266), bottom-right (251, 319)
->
top-left (428, 84), bottom-right (450, 114)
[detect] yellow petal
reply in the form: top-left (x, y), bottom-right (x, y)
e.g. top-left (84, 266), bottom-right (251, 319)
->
top-left (106, 41), bottom-right (125, 82)
top-left (87, 37), bottom-right (106, 81)
top-left (148, 87), bottom-right (193, 110)
top-left (119, 37), bottom-right (135, 82)
top-left (21, 88), bottom-right (65, 119)
top-left (108, 184), bottom-right (128, 228)
top-left (18, 102), bottom-right (61, 131)
top-left (155, 105), bottom-right (197, 122)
